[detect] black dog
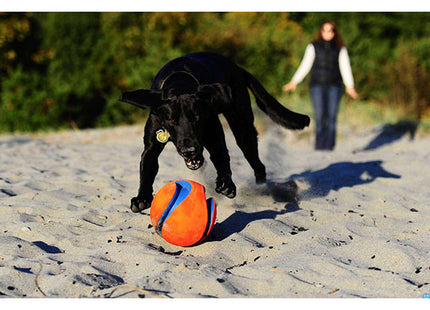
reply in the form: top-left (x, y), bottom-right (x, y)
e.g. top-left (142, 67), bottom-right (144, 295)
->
top-left (120, 52), bottom-right (310, 213)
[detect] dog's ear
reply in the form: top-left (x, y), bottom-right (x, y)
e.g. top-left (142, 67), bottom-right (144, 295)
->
top-left (197, 83), bottom-right (232, 109)
top-left (119, 89), bottom-right (163, 110)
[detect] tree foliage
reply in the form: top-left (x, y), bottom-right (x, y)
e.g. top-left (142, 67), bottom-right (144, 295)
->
top-left (0, 12), bottom-right (429, 132)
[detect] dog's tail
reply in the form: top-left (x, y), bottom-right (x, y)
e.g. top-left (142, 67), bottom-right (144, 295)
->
top-left (243, 69), bottom-right (310, 130)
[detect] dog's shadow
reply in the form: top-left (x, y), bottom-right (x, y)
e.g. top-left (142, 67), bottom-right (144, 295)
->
top-left (209, 160), bottom-right (401, 242)
top-left (289, 160), bottom-right (401, 199)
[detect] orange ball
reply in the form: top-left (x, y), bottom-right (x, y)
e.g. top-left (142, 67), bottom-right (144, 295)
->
top-left (150, 179), bottom-right (216, 247)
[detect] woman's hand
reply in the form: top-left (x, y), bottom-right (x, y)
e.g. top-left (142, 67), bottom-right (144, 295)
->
top-left (346, 87), bottom-right (358, 99)
top-left (282, 81), bottom-right (297, 92)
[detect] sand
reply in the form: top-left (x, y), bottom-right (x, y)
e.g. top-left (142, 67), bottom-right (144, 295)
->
top-left (0, 116), bottom-right (429, 298)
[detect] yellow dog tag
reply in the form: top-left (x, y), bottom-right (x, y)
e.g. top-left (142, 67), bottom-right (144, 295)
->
top-left (156, 129), bottom-right (170, 143)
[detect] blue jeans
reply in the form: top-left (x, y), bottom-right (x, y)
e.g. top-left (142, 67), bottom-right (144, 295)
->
top-left (310, 85), bottom-right (342, 150)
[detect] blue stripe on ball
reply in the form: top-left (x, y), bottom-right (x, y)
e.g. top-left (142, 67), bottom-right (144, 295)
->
top-left (155, 180), bottom-right (192, 235)
top-left (198, 197), bottom-right (216, 243)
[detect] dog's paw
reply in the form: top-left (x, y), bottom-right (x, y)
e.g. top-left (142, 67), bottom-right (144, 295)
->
top-left (130, 196), bottom-right (152, 213)
top-left (255, 173), bottom-right (266, 184)
top-left (215, 176), bottom-right (236, 199)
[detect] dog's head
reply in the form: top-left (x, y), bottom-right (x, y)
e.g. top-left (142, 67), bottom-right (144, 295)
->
top-left (119, 83), bottom-right (232, 170)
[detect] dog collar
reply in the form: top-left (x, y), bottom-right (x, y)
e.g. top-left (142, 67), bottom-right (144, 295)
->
top-left (156, 129), bottom-right (170, 143)
top-left (160, 71), bottom-right (200, 90)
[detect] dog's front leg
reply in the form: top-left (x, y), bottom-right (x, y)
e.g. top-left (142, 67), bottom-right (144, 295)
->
top-left (131, 125), bottom-right (165, 213)
top-left (203, 116), bottom-right (236, 199)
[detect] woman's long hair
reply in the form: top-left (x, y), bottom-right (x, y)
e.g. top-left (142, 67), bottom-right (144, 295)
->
top-left (315, 21), bottom-right (344, 49)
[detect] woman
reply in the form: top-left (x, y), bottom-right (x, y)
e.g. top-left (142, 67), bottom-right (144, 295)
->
top-left (283, 21), bottom-right (358, 151)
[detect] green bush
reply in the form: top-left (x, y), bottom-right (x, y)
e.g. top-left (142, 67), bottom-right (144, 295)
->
top-left (383, 41), bottom-right (430, 120)
top-left (0, 12), bottom-right (429, 133)
top-left (0, 66), bottom-right (53, 131)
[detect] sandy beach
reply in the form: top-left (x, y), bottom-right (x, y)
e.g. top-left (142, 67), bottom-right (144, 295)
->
top-left (0, 115), bottom-right (429, 298)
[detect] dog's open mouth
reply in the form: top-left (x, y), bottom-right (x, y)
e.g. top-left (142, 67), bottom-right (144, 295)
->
top-left (184, 157), bottom-right (204, 170)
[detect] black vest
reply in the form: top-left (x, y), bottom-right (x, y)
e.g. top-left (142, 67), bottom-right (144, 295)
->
top-left (310, 40), bottom-right (342, 87)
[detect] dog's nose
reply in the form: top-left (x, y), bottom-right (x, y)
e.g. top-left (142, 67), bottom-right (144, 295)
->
top-left (180, 146), bottom-right (196, 158)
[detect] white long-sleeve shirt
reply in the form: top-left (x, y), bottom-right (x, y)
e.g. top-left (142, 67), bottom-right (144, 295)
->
top-left (291, 43), bottom-right (355, 88)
